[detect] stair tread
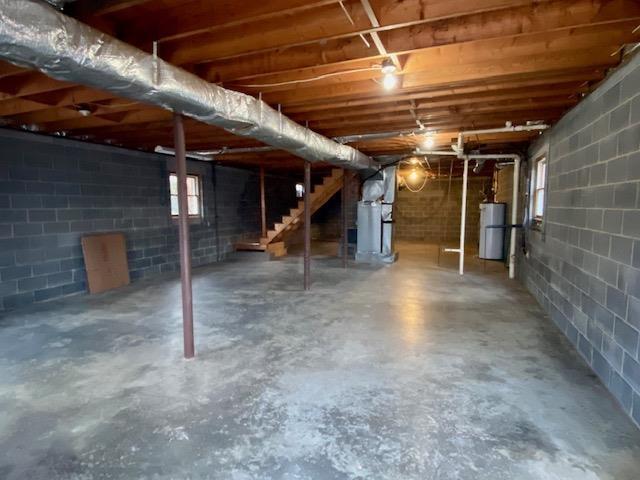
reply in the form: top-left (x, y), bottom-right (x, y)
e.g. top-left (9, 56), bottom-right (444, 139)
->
top-left (235, 241), bottom-right (267, 251)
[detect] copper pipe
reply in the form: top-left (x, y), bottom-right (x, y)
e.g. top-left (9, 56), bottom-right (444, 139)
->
top-left (260, 166), bottom-right (267, 238)
top-left (173, 114), bottom-right (195, 359)
top-left (304, 161), bottom-right (311, 290)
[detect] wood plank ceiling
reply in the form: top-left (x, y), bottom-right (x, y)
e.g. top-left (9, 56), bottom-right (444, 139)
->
top-left (0, 0), bottom-right (638, 171)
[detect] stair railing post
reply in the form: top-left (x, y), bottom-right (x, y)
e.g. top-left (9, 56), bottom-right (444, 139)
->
top-left (304, 161), bottom-right (311, 290)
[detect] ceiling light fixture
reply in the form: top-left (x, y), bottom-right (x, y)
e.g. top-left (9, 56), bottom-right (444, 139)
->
top-left (382, 73), bottom-right (398, 91)
top-left (380, 58), bottom-right (398, 91)
top-left (422, 136), bottom-right (435, 150)
top-left (76, 104), bottom-right (92, 117)
top-left (381, 58), bottom-right (397, 75)
top-left (398, 157), bottom-right (432, 193)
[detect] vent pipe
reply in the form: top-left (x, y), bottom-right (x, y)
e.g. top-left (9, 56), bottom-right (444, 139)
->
top-left (0, 0), bottom-right (374, 172)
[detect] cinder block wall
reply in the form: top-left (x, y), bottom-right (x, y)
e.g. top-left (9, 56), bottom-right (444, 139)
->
top-left (521, 54), bottom-right (640, 427)
top-left (494, 165), bottom-right (514, 227)
top-left (395, 176), bottom-right (490, 245)
top-left (0, 130), bottom-right (260, 311)
top-left (264, 172), bottom-right (298, 229)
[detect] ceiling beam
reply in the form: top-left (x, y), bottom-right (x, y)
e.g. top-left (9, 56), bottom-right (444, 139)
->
top-left (121, 0), bottom-right (343, 47)
top-left (70, 0), bottom-right (156, 18)
top-left (161, 0), bottom-right (554, 65)
top-left (283, 70), bottom-right (603, 111)
top-left (258, 49), bottom-right (617, 106)
top-left (228, 22), bottom-right (635, 93)
top-left (290, 85), bottom-right (586, 121)
top-left (200, 0), bottom-right (640, 83)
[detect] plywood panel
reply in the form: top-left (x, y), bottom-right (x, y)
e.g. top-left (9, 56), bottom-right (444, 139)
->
top-left (81, 232), bottom-right (130, 294)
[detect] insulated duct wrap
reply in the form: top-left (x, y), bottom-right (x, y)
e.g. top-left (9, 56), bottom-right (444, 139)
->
top-left (0, 0), bottom-right (374, 171)
top-left (362, 173), bottom-right (385, 202)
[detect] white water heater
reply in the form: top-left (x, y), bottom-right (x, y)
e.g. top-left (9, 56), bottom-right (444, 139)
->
top-left (479, 203), bottom-right (506, 260)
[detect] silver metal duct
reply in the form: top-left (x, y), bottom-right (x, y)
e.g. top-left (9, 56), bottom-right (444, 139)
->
top-left (0, 0), bottom-right (374, 171)
top-left (43, 0), bottom-right (77, 9)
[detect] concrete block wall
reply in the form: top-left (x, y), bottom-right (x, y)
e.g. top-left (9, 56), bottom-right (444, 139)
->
top-left (0, 129), bottom-right (260, 311)
top-left (395, 176), bottom-right (490, 245)
top-left (522, 53), bottom-right (640, 427)
top-left (495, 165), bottom-right (514, 226)
top-left (264, 172), bottom-right (298, 229)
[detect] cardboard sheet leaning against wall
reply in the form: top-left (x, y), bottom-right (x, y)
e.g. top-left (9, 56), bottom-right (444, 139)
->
top-left (81, 232), bottom-right (130, 294)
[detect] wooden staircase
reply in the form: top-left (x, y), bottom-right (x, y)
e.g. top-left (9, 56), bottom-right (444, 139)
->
top-left (235, 168), bottom-right (345, 257)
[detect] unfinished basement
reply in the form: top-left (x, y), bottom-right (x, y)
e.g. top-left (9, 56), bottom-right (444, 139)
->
top-left (0, 0), bottom-right (640, 479)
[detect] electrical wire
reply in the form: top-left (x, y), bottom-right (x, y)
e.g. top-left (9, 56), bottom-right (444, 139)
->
top-left (232, 66), bottom-right (380, 88)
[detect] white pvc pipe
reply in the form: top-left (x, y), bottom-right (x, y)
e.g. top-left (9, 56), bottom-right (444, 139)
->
top-left (459, 158), bottom-right (469, 275)
top-left (509, 156), bottom-right (521, 279)
top-left (154, 146), bottom-right (213, 162)
top-left (466, 154), bottom-right (520, 160)
top-left (414, 149), bottom-right (459, 156)
top-left (459, 124), bottom-right (549, 137)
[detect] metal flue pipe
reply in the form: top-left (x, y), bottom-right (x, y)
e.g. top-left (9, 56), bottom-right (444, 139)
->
top-left (44, 0), bottom-right (77, 9)
top-left (0, 0), bottom-right (374, 172)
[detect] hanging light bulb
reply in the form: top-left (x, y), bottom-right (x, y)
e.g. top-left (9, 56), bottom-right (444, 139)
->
top-left (399, 157), bottom-right (429, 193)
top-left (422, 135), bottom-right (434, 150)
top-left (381, 58), bottom-right (397, 75)
top-left (382, 73), bottom-right (398, 91)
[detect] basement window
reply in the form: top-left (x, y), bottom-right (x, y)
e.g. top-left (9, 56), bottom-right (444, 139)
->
top-left (533, 156), bottom-right (547, 223)
top-left (169, 173), bottom-right (202, 217)
top-left (295, 183), bottom-right (305, 198)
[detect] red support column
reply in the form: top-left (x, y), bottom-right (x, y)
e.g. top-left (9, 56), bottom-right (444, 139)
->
top-left (260, 166), bottom-right (267, 238)
top-left (173, 114), bottom-right (195, 359)
top-left (304, 161), bottom-right (311, 290)
top-left (341, 169), bottom-right (348, 268)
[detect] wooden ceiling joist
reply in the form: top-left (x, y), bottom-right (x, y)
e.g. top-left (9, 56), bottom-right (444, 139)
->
top-left (200, 0), bottom-right (640, 83)
top-left (0, 0), bottom-right (637, 168)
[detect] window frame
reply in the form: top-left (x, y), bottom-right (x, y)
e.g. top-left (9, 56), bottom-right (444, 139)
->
top-left (532, 154), bottom-right (547, 227)
top-left (169, 172), bottom-right (203, 219)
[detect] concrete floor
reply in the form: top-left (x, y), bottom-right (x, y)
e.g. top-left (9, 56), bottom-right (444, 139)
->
top-left (1, 241), bottom-right (639, 479)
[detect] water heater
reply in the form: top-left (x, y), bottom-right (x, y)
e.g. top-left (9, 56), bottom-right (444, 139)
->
top-left (479, 203), bottom-right (506, 260)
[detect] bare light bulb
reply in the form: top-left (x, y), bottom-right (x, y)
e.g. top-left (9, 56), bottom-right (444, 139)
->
top-left (381, 58), bottom-right (397, 75)
top-left (382, 73), bottom-right (397, 91)
top-left (422, 136), bottom-right (434, 150)
top-left (409, 169), bottom-right (418, 182)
